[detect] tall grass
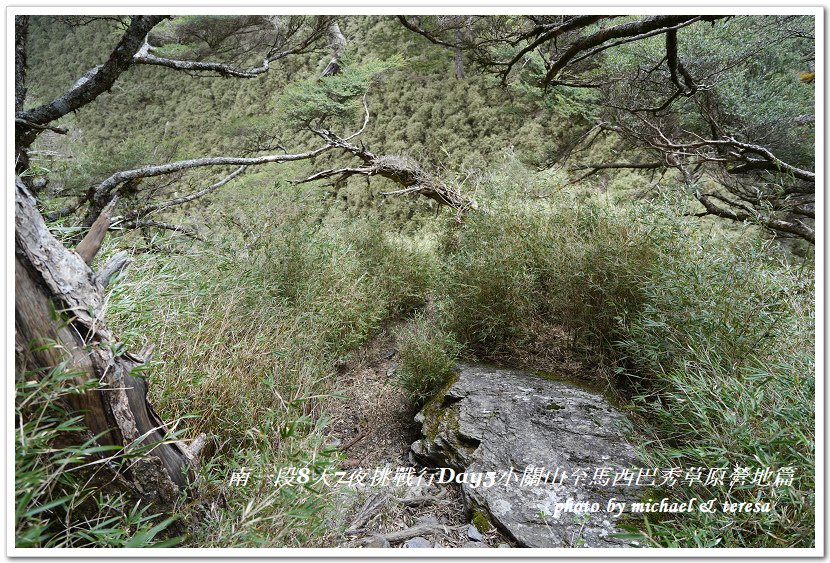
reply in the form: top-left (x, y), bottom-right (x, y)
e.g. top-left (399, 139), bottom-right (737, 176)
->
top-left (103, 184), bottom-right (440, 546)
top-left (434, 178), bottom-right (815, 548)
top-left (395, 312), bottom-right (462, 405)
top-left (54, 160), bottom-right (813, 548)
top-left (617, 212), bottom-right (814, 547)
top-left (15, 360), bottom-right (182, 548)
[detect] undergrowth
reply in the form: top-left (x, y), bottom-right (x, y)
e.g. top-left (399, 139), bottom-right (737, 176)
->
top-left (24, 157), bottom-right (815, 548)
top-left (102, 184), bottom-right (440, 546)
top-left (15, 360), bottom-right (182, 548)
top-left (430, 171), bottom-right (815, 548)
top-left (16, 13), bottom-right (815, 551)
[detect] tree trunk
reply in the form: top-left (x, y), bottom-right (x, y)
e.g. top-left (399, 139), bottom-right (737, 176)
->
top-left (454, 29), bottom-right (465, 80)
top-left (15, 177), bottom-right (194, 507)
top-left (15, 15), bottom-right (29, 175)
top-left (321, 21), bottom-right (347, 77)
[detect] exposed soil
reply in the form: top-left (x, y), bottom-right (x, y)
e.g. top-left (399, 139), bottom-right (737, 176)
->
top-left (324, 325), bottom-right (420, 468)
top-left (321, 325), bottom-right (512, 548)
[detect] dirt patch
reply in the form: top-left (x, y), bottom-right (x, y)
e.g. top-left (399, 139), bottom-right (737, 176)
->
top-left (320, 326), bottom-right (512, 549)
top-left (324, 325), bottom-right (420, 468)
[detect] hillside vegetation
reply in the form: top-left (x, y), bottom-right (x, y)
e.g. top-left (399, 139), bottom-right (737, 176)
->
top-left (17, 15), bottom-right (815, 549)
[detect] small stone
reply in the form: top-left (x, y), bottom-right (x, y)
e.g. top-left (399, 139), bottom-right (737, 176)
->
top-left (384, 348), bottom-right (398, 360)
top-left (497, 543), bottom-right (511, 548)
top-left (404, 537), bottom-right (432, 548)
top-left (462, 541), bottom-right (490, 548)
top-left (416, 515), bottom-right (440, 525)
top-left (365, 535), bottom-right (390, 548)
top-left (467, 524), bottom-right (484, 542)
top-left (386, 363), bottom-right (397, 378)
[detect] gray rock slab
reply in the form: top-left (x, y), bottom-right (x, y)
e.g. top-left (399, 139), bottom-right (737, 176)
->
top-left (404, 536), bottom-right (432, 548)
top-left (411, 364), bottom-right (641, 548)
top-left (467, 523), bottom-right (484, 541)
top-left (365, 535), bottom-right (391, 548)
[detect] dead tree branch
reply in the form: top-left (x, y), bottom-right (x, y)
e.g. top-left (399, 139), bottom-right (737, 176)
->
top-left (17, 16), bottom-right (167, 152)
top-left (122, 166), bottom-right (246, 222)
top-left (75, 196), bottom-right (119, 263)
top-left (321, 21), bottom-right (347, 77)
top-left (295, 128), bottom-right (477, 213)
top-left (134, 41), bottom-right (271, 78)
top-left (541, 16), bottom-right (727, 87)
top-left (82, 144), bottom-right (334, 225)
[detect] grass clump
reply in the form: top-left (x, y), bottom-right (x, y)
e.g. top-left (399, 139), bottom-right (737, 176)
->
top-left (395, 312), bottom-right (462, 405)
top-left (15, 360), bottom-right (182, 548)
top-left (443, 190), bottom-right (654, 359)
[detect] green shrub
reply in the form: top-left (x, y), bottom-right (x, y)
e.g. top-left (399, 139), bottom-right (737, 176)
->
top-left (443, 192), bottom-right (654, 358)
top-left (395, 313), bottom-right (461, 405)
top-left (346, 219), bottom-right (441, 318)
top-left (615, 208), bottom-right (815, 547)
top-left (437, 180), bottom-right (814, 547)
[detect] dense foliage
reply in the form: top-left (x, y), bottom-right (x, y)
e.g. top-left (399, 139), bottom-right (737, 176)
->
top-left (17, 14), bottom-right (815, 549)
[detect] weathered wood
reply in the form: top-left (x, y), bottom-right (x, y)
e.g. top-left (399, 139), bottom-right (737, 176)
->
top-left (95, 250), bottom-right (131, 288)
top-left (295, 128), bottom-right (478, 213)
top-left (394, 490), bottom-right (449, 507)
top-left (321, 21), bottom-right (347, 77)
top-left (15, 178), bottom-right (191, 507)
top-left (75, 196), bottom-right (118, 263)
top-left (346, 491), bottom-right (389, 533)
top-left (359, 519), bottom-right (461, 545)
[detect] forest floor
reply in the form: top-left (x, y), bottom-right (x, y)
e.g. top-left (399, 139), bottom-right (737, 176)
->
top-left (319, 325), bottom-right (513, 547)
top-left (324, 324), bottom-right (419, 470)
top-left (318, 320), bottom-right (608, 548)
top-left (320, 326), bottom-right (480, 548)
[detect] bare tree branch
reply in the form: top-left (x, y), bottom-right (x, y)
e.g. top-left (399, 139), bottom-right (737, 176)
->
top-left (18, 16), bottom-right (167, 145)
top-left (695, 190), bottom-right (814, 242)
top-left (568, 17), bottom-right (704, 68)
top-left (123, 166), bottom-right (246, 222)
top-left (397, 15), bottom-right (458, 48)
top-left (571, 161), bottom-right (665, 171)
top-left (298, 126), bottom-right (477, 212)
top-left (82, 143), bottom-right (335, 225)
top-left (541, 16), bottom-right (725, 87)
top-left (95, 250), bottom-right (132, 288)
top-left (124, 219), bottom-right (202, 239)
top-left (495, 15), bottom-right (610, 82)
top-left (134, 41), bottom-right (271, 78)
